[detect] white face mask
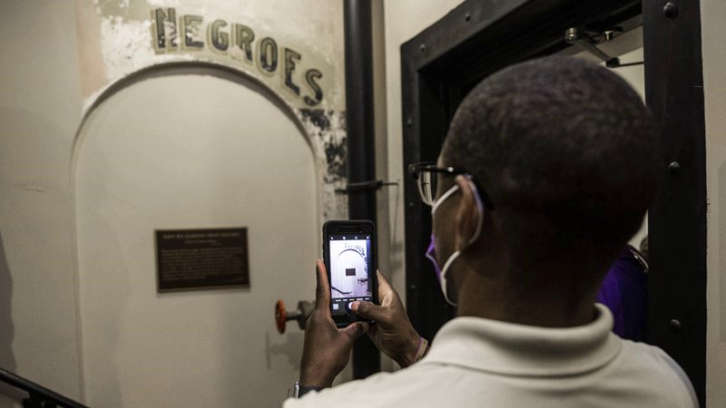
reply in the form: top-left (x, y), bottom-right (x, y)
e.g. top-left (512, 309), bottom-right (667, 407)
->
top-left (429, 178), bottom-right (484, 306)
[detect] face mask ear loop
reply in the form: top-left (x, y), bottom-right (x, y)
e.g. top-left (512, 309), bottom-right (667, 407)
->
top-left (431, 185), bottom-right (460, 215)
top-left (439, 250), bottom-right (460, 306)
top-left (464, 177), bottom-right (485, 245)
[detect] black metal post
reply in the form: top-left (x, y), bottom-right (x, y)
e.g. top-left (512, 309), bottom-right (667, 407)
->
top-left (343, 0), bottom-right (380, 378)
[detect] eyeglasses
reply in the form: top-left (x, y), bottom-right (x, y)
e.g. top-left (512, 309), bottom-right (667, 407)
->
top-left (409, 162), bottom-right (493, 208)
top-left (408, 162), bottom-right (462, 205)
top-left (408, 162), bottom-right (493, 209)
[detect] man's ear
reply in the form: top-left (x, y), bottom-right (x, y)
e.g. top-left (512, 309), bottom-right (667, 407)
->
top-left (454, 176), bottom-right (483, 250)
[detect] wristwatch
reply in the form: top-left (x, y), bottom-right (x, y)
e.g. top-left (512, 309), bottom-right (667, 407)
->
top-left (293, 382), bottom-right (323, 398)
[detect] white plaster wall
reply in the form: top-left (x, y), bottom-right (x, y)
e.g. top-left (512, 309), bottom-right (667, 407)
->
top-left (0, 1), bottom-right (84, 404)
top-left (75, 72), bottom-right (317, 408)
top-left (702, 0), bottom-right (726, 406)
top-left (0, 0), bottom-right (347, 406)
top-left (382, 0), bottom-right (465, 319)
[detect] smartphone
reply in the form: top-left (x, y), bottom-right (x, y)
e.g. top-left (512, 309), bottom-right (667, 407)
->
top-left (322, 220), bottom-right (378, 327)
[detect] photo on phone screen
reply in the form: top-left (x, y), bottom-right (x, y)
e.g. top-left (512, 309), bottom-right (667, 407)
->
top-left (327, 233), bottom-right (374, 319)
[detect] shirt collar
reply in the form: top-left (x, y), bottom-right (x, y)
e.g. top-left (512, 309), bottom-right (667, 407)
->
top-left (422, 303), bottom-right (621, 377)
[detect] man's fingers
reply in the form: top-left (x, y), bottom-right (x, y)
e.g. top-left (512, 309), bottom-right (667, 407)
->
top-left (351, 300), bottom-right (388, 322)
top-left (314, 259), bottom-right (331, 310)
top-left (339, 322), bottom-right (369, 341)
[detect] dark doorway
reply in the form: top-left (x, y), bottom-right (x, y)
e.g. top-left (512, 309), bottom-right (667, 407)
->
top-left (401, 0), bottom-right (706, 405)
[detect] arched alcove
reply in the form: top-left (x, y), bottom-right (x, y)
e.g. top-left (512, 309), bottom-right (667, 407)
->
top-left (72, 65), bottom-right (318, 407)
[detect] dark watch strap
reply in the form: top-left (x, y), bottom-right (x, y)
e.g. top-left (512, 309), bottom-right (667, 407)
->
top-left (293, 382), bottom-right (323, 398)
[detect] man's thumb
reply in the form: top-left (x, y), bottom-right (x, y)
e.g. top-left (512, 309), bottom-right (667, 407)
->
top-left (351, 301), bottom-right (386, 322)
top-left (340, 322), bottom-right (369, 340)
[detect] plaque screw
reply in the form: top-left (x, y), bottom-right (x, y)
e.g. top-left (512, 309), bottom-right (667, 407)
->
top-left (663, 2), bottom-right (678, 19)
top-left (465, 13), bottom-right (471, 22)
top-left (410, 284), bottom-right (417, 291)
top-left (420, 44), bottom-right (426, 52)
top-left (670, 319), bottom-right (682, 333)
top-left (669, 161), bottom-right (680, 174)
top-left (408, 201), bottom-right (414, 208)
top-left (406, 117), bottom-right (413, 127)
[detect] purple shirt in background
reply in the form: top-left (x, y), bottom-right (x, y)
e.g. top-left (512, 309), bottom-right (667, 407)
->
top-left (596, 246), bottom-right (648, 341)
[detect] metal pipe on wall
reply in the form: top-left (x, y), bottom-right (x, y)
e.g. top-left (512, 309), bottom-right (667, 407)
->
top-left (343, 0), bottom-right (381, 379)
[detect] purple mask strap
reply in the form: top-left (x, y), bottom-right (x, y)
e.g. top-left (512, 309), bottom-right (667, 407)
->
top-left (425, 234), bottom-right (441, 280)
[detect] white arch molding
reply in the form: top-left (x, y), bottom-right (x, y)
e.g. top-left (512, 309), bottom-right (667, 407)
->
top-left (73, 62), bottom-right (349, 224)
top-left (69, 63), bottom-right (347, 407)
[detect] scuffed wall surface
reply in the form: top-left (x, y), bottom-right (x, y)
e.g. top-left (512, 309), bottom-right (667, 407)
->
top-left (74, 73), bottom-right (322, 407)
top-left (77, 0), bottom-right (345, 109)
top-left (300, 109), bottom-right (348, 219)
top-left (0, 0), bottom-right (350, 405)
top-left (75, 0), bottom-right (349, 221)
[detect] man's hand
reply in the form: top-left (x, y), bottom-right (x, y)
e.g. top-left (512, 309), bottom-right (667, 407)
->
top-left (300, 260), bottom-right (369, 388)
top-left (352, 271), bottom-right (422, 368)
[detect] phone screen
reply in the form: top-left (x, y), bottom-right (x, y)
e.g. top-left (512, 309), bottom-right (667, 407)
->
top-left (328, 233), bottom-right (374, 318)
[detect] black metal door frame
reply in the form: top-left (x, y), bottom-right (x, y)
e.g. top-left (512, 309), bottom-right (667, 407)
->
top-left (400, 0), bottom-right (706, 405)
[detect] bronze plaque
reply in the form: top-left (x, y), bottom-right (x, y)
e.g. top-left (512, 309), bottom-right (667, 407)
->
top-left (156, 228), bottom-right (249, 291)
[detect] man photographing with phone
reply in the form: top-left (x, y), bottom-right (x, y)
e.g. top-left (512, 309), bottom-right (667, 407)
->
top-left (285, 57), bottom-right (697, 407)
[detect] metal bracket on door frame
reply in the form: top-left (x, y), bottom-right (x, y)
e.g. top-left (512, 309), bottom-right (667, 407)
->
top-left (334, 180), bottom-right (398, 195)
top-left (565, 27), bottom-right (643, 68)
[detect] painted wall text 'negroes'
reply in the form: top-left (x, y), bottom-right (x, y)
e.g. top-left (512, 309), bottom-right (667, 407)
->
top-left (151, 7), bottom-right (324, 106)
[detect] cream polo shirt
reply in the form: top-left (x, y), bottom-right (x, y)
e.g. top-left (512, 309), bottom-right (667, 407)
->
top-left (284, 304), bottom-right (697, 408)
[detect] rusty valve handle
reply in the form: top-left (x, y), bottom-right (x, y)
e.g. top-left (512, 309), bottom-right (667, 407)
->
top-left (275, 299), bottom-right (315, 334)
